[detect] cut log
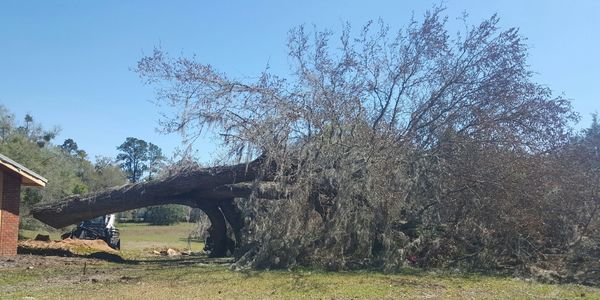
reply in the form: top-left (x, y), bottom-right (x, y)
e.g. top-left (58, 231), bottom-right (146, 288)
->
top-left (31, 157), bottom-right (270, 228)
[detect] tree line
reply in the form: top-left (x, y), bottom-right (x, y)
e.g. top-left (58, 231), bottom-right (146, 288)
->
top-left (0, 106), bottom-right (187, 227)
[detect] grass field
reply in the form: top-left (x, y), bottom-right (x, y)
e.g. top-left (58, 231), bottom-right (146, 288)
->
top-left (21, 222), bottom-right (205, 257)
top-left (118, 222), bottom-right (204, 254)
top-left (5, 223), bottom-right (600, 299)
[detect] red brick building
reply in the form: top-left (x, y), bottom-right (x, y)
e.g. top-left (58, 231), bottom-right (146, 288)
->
top-left (0, 153), bottom-right (47, 256)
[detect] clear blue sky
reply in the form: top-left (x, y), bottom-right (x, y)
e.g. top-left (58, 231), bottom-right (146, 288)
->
top-left (1, 1), bottom-right (598, 162)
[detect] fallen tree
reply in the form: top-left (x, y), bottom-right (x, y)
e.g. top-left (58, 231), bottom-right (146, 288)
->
top-left (31, 156), bottom-right (279, 257)
top-left (32, 157), bottom-right (270, 227)
top-left (30, 8), bottom-right (600, 278)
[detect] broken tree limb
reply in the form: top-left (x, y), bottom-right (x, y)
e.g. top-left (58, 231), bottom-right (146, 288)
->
top-left (31, 157), bottom-right (272, 228)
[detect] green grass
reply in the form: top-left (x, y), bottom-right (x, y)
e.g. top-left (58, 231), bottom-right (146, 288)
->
top-left (5, 223), bottom-right (600, 299)
top-left (118, 222), bottom-right (204, 256)
top-left (19, 228), bottom-right (62, 240)
top-left (2, 260), bottom-right (599, 299)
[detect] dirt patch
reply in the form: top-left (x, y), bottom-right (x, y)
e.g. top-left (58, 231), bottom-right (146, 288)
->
top-left (0, 254), bottom-right (104, 269)
top-left (17, 238), bottom-right (122, 262)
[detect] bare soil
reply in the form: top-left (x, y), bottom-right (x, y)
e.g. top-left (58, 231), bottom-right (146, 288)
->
top-left (0, 254), bottom-right (105, 269)
top-left (16, 238), bottom-right (122, 262)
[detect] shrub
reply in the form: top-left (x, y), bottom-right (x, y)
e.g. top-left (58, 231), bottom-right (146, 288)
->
top-left (144, 205), bottom-right (187, 225)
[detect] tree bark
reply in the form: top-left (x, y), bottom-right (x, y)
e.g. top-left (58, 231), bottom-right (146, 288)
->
top-left (31, 157), bottom-right (270, 228)
top-left (197, 202), bottom-right (229, 257)
top-left (218, 199), bottom-right (244, 246)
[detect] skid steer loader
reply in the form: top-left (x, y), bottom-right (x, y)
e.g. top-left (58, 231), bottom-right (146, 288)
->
top-left (61, 214), bottom-right (120, 250)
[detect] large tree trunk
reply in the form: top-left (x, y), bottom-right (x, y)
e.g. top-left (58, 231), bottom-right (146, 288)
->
top-left (197, 202), bottom-right (229, 257)
top-left (31, 157), bottom-right (271, 228)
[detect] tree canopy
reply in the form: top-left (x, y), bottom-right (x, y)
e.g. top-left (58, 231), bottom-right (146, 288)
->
top-left (133, 7), bottom-right (592, 271)
top-left (116, 137), bottom-right (148, 183)
top-left (116, 137), bottom-right (165, 183)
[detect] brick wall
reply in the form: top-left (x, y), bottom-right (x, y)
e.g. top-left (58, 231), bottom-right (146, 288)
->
top-left (0, 171), bottom-right (21, 256)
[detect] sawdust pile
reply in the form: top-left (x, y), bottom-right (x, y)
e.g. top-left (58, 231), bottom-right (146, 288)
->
top-left (18, 238), bottom-right (118, 256)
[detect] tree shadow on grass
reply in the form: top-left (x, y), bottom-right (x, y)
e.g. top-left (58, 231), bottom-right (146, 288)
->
top-left (18, 246), bottom-right (125, 263)
top-left (122, 255), bottom-right (234, 267)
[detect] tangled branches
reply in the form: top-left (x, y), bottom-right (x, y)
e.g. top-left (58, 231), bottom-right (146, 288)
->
top-left (136, 7), bottom-right (596, 273)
